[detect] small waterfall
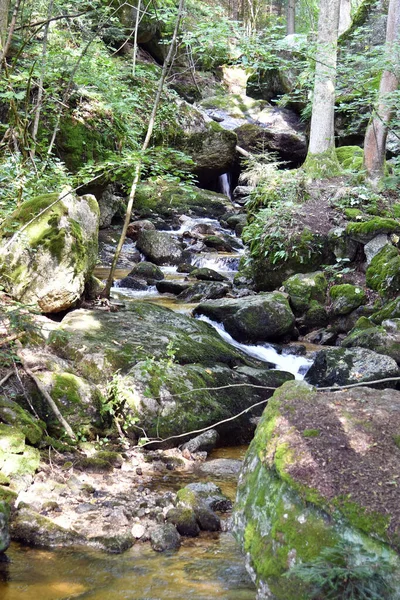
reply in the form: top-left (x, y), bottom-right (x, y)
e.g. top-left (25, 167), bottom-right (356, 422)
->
top-left (219, 172), bottom-right (231, 199)
top-left (198, 316), bottom-right (312, 379)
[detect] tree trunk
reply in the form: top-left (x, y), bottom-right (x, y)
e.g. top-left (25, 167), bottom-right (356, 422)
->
top-left (287, 0), bottom-right (295, 35)
top-left (364, 0), bottom-right (400, 184)
top-left (0, 0), bottom-right (9, 49)
top-left (338, 0), bottom-right (351, 35)
top-left (304, 0), bottom-right (341, 176)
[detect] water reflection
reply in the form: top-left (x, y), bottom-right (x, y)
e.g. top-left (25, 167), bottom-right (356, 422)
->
top-left (1, 533), bottom-right (255, 600)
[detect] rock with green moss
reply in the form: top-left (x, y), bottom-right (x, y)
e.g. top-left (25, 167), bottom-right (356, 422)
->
top-left (0, 501), bottom-right (10, 553)
top-left (336, 145), bottom-right (364, 171)
top-left (283, 272), bottom-right (327, 314)
top-left (0, 191), bottom-right (99, 313)
top-left (135, 179), bottom-right (234, 223)
top-left (0, 424), bottom-right (26, 453)
top-left (346, 217), bottom-right (400, 244)
top-left (34, 369), bottom-right (103, 439)
top-left (343, 318), bottom-right (400, 364)
top-left (46, 303), bottom-right (295, 442)
top-left (372, 297), bottom-right (400, 324)
top-left (329, 283), bottom-right (367, 316)
top-left (11, 507), bottom-right (84, 548)
top-left (194, 293), bottom-right (295, 343)
top-left (366, 244), bottom-right (400, 298)
top-left (233, 381), bottom-right (400, 599)
top-left (0, 398), bottom-right (45, 445)
top-left (305, 346), bottom-right (399, 388)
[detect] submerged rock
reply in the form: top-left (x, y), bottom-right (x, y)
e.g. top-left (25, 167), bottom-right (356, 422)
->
top-left (233, 381), bottom-right (400, 599)
top-left (0, 191), bottom-right (99, 313)
top-left (150, 523), bottom-right (181, 552)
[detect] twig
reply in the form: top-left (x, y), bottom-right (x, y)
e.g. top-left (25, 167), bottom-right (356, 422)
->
top-left (0, 371), bottom-right (13, 387)
top-left (0, 332), bottom-right (23, 346)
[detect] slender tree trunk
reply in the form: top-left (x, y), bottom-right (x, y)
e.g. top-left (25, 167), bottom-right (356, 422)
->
top-left (287, 0), bottom-right (295, 35)
top-left (132, 0), bottom-right (141, 76)
top-left (31, 0), bottom-right (54, 156)
top-left (304, 0), bottom-right (341, 176)
top-left (0, 0), bottom-right (10, 49)
top-left (364, 0), bottom-right (400, 184)
top-left (0, 0), bottom-right (21, 70)
top-left (104, 0), bottom-right (186, 297)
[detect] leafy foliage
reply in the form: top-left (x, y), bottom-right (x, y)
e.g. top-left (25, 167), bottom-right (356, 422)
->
top-left (285, 541), bottom-right (396, 600)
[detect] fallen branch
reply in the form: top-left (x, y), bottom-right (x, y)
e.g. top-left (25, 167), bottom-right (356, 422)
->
top-left (15, 343), bottom-right (76, 440)
top-left (0, 371), bottom-right (13, 387)
top-left (0, 332), bottom-right (24, 346)
top-left (236, 145), bottom-right (251, 157)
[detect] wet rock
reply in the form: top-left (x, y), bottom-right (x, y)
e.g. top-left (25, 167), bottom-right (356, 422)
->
top-left (165, 507), bottom-right (200, 537)
top-left (196, 459), bottom-right (242, 480)
top-left (128, 261), bottom-right (164, 282)
top-left (233, 186), bottom-right (253, 204)
top-left (203, 234), bottom-right (242, 252)
top-left (150, 523), bottom-right (181, 552)
top-left (177, 262), bottom-right (196, 274)
top-left (305, 347), bottom-right (400, 388)
top-left (364, 234), bottom-right (390, 265)
top-left (183, 482), bottom-right (232, 512)
top-left (191, 267), bottom-right (228, 282)
top-left (136, 230), bottom-right (183, 265)
top-left (126, 220), bottom-right (156, 241)
top-left (194, 292), bottom-right (296, 343)
top-left (303, 328), bottom-right (339, 346)
top-left (156, 280), bottom-right (191, 295)
top-left (0, 502), bottom-right (10, 553)
top-left (181, 430), bottom-right (219, 455)
top-left (118, 276), bottom-right (148, 290)
top-left (177, 281), bottom-right (231, 302)
top-left (194, 506), bottom-right (221, 531)
top-left (283, 272), bottom-right (327, 315)
top-left (342, 318), bottom-right (400, 364)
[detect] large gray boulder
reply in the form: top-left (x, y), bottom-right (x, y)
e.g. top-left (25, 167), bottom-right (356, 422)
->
top-left (0, 191), bottom-right (99, 313)
top-left (305, 347), bottom-right (400, 388)
top-left (136, 230), bottom-right (183, 265)
top-left (194, 292), bottom-right (296, 343)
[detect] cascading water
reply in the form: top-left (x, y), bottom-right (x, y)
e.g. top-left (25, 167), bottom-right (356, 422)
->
top-left (219, 172), bottom-right (232, 199)
top-left (198, 315), bottom-right (312, 380)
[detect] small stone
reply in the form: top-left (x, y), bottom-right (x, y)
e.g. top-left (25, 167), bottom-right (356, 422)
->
top-left (131, 523), bottom-right (146, 539)
top-left (150, 524), bottom-right (181, 552)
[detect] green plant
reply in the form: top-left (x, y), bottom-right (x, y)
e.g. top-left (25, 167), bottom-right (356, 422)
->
top-left (285, 541), bottom-right (395, 600)
top-left (102, 371), bottom-right (139, 432)
top-left (140, 340), bottom-right (177, 398)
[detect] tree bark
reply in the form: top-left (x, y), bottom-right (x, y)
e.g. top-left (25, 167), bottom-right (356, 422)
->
top-left (338, 0), bottom-right (351, 35)
top-left (287, 0), bottom-right (295, 35)
top-left (0, 0), bottom-right (21, 70)
top-left (0, 0), bottom-right (9, 49)
top-left (304, 0), bottom-right (341, 174)
top-left (364, 0), bottom-right (400, 184)
top-left (104, 0), bottom-right (186, 297)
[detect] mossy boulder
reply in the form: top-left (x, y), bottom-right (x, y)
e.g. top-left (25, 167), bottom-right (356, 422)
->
top-left (305, 347), bottom-right (399, 388)
top-left (283, 272), bottom-right (327, 315)
top-left (343, 318), bottom-right (400, 364)
top-left (46, 303), bottom-right (294, 442)
top-left (233, 381), bottom-right (400, 599)
top-left (194, 293), bottom-right (296, 343)
top-left (128, 261), bottom-right (164, 282)
top-left (34, 370), bottom-right (104, 438)
top-left (346, 217), bottom-right (400, 244)
top-left (336, 145), bottom-right (364, 171)
top-left (372, 297), bottom-right (400, 324)
top-left (366, 245), bottom-right (400, 298)
top-left (11, 507), bottom-right (84, 548)
top-left (135, 230), bottom-right (183, 265)
top-left (134, 179), bottom-right (234, 223)
top-left (0, 397), bottom-right (45, 445)
top-left (329, 283), bottom-right (367, 316)
top-left (0, 191), bottom-right (99, 313)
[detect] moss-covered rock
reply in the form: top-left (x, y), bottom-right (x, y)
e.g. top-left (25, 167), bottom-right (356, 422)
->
top-left (233, 381), bottom-right (400, 599)
top-left (366, 244), bottom-right (400, 298)
top-left (283, 272), bottom-right (327, 314)
top-left (0, 424), bottom-right (26, 453)
top-left (135, 230), bottom-right (183, 266)
top-left (134, 179), bottom-right (234, 223)
top-left (343, 318), bottom-right (400, 364)
top-left (0, 397), bottom-right (45, 445)
top-left (329, 283), bottom-right (367, 316)
top-left (11, 507), bottom-right (84, 548)
top-left (346, 217), bottom-right (400, 244)
top-left (336, 145), bottom-right (364, 171)
top-left (0, 191), bottom-right (99, 313)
